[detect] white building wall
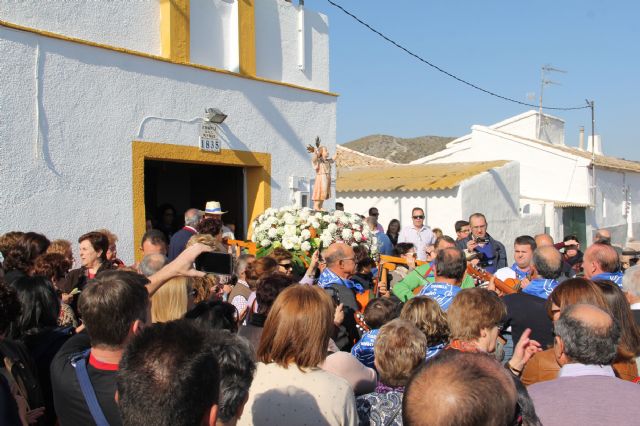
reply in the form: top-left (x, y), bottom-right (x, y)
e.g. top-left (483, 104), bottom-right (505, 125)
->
top-left (592, 168), bottom-right (640, 245)
top-left (418, 127), bottom-right (591, 205)
top-left (255, 0), bottom-right (330, 91)
top-left (337, 190), bottom-right (460, 235)
top-left (0, 27), bottom-right (336, 262)
top-left (0, 0), bottom-right (161, 55)
top-left (190, 0), bottom-right (239, 71)
top-left (493, 111), bottom-right (565, 146)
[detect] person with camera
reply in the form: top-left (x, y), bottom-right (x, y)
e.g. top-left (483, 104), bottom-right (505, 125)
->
top-left (455, 213), bottom-right (507, 274)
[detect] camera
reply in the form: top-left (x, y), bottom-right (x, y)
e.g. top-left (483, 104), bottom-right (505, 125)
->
top-left (474, 236), bottom-right (489, 244)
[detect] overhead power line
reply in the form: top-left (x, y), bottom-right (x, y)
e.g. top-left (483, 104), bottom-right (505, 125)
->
top-left (326, 0), bottom-right (590, 111)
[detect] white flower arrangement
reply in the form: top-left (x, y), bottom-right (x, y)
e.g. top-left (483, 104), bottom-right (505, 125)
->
top-left (250, 205), bottom-right (378, 263)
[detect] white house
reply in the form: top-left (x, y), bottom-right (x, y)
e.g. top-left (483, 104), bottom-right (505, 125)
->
top-left (412, 110), bottom-right (640, 246)
top-left (0, 0), bottom-right (336, 262)
top-left (336, 146), bottom-right (544, 253)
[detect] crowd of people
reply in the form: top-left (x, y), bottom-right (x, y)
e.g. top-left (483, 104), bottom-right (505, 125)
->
top-left (1, 202), bottom-right (640, 426)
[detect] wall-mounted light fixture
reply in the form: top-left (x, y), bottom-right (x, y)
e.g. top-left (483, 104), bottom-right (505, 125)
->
top-left (204, 108), bottom-right (227, 124)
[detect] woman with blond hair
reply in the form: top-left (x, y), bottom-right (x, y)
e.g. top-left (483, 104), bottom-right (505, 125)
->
top-left (150, 276), bottom-right (195, 323)
top-left (400, 296), bottom-right (450, 359)
top-left (238, 285), bottom-right (357, 426)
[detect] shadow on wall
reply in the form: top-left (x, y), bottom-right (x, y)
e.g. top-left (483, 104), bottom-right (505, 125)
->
top-left (487, 169), bottom-right (518, 215)
top-left (34, 40), bottom-right (62, 177)
top-left (255, 0), bottom-right (283, 81)
top-left (303, 6), bottom-right (328, 82)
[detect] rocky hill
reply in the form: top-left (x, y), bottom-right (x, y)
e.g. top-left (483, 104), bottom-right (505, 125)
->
top-left (341, 134), bottom-right (456, 164)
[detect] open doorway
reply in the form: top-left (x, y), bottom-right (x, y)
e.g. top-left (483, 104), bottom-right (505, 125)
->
top-left (144, 160), bottom-right (246, 239)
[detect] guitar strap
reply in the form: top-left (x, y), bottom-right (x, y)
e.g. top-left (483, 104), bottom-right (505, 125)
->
top-left (422, 264), bottom-right (435, 279)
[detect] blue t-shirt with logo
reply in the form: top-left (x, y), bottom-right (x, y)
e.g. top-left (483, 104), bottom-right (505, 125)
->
top-left (417, 282), bottom-right (462, 311)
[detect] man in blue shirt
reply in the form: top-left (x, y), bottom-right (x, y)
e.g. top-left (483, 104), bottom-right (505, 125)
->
top-left (366, 216), bottom-right (393, 255)
top-left (417, 247), bottom-right (466, 311)
top-left (583, 243), bottom-right (624, 287)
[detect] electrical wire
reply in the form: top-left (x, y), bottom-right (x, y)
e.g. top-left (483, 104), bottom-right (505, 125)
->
top-left (326, 0), bottom-right (590, 111)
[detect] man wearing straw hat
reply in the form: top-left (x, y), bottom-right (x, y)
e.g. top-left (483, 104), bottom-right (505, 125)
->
top-left (204, 201), bottom-right (235, 240)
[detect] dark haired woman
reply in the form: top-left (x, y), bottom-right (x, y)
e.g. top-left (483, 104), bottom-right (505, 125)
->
top-left (10, 276), bottom-right (75, 425)
top-left (386, 219), bottom-right (401, 247)
top-left (2, 232), bottom-right (50, 284)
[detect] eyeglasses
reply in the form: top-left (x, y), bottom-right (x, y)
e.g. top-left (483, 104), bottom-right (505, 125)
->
top-left (278, 263), bottom-right (293, 270)
top-left (340, 257), bottom-right (355, 262)
top-left (371, 212), bottom-right (379, 216)
top-left (412, 215), bottom-right (425, 219)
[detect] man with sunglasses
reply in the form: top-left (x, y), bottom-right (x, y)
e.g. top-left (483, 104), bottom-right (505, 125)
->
top-left (368, 207), bottom-right (385, 233)
top-left (397, 207), bottom-right (436, 262)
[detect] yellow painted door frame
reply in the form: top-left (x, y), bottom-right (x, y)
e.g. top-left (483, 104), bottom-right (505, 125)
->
top-left (131, 141), bottom-right (271, 261)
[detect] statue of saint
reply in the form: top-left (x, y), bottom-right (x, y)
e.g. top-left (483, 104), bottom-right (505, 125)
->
top-left (307, 137), bottom-right (333, 211)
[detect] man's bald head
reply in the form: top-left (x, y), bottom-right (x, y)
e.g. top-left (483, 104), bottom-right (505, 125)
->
top-left (583, 243), bottom-right (620, 277)
top-left (534, 234), bottom-right (554, 247)
top-left (533, 246), bottom-right (563, 280)
top-left (554, 303), bottom-right (619, 366)
top-left (403, 351), bottom-right (517, 426)
top-left (324, 243), bottom-right (356, 278)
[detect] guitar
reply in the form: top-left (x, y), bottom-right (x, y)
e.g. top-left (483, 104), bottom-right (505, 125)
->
top-left (354, 311), bottom-right (370, 333)
top-left (465, 264), bottom-right (521, 295)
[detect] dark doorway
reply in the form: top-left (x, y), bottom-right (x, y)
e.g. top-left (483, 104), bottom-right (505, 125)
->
top-left (144, 160), bottom-right (245, 239)
top-left (562, 207), bottom-right (586, 245)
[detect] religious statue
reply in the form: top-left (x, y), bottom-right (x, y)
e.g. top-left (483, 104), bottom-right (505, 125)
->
top-left (307, 137), bottom-right (334, 211)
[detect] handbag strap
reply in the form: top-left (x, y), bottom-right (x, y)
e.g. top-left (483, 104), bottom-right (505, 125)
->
top-left (70, 349), bottom-right (110, 426)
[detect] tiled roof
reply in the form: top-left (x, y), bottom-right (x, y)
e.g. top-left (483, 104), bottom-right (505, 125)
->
top-left (337, 160), bottom-right (509, 192)
top-left (335, 145), bottom-right (397, 169)
top-left (497, 130), bottom-right (640, 173)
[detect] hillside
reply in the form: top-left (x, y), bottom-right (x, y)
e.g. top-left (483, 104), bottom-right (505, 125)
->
top-left (342, 134), bottom-right (456, 164)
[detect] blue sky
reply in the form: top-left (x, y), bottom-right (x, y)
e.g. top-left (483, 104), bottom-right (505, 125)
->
top-left (309, 1), bottom-right (639, 160)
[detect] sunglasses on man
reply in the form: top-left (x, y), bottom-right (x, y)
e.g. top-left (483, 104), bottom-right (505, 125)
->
top-left (413, 215), bottom-right (425, 219)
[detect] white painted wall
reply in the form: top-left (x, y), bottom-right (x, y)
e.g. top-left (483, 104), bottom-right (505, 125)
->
top-left (255, 0), bottom-right (330, 91)
top-left (591, 168), bottom-right (640, 245)
top-left (337, 189), bottom-right (461, 235)
top-left (0, 0), bottom-right (161, 55)
top-left (0, 26), bottom-right (336, 263)
top-left (416, 126), bottom-right (592, 205)
top-left (190, 0), bottom-right (239, 72)
top-left (460, 162), bottom-right (543, 259)
top-left (493, 111), bottom-right (565, 146)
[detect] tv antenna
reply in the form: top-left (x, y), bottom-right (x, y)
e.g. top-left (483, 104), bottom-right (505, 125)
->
top-left (538, 64), bottom-right (567, 139)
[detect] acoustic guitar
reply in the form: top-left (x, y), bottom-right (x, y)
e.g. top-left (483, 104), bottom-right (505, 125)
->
top-left (465, 264), bottom-right (521, 295)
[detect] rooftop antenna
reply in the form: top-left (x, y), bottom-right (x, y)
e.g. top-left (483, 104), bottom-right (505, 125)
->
top-left (538, 64), bottom-right (567, 139)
